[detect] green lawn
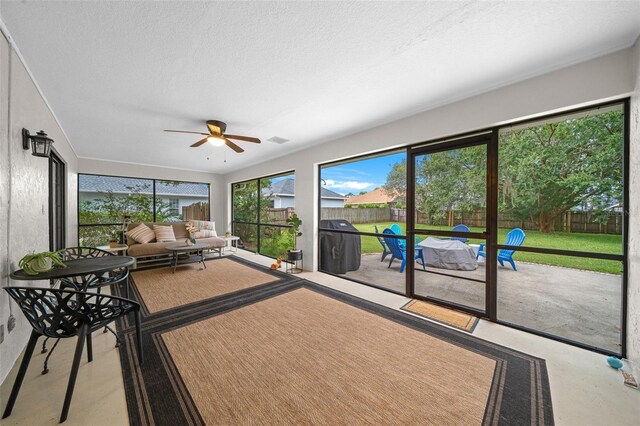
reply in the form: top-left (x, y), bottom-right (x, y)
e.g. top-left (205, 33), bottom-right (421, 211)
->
top-left (353, 222), bottom-right (623, 274)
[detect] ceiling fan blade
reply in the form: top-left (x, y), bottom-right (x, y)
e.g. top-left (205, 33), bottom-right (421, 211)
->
top-left (190, 137), bottom-right (209, 147)
top-left (165, 130), bottom-right (209, 135)
top-left (224, 138), bottom-right (244, 153)
top-left (224, 134), bottom-right (261, 143)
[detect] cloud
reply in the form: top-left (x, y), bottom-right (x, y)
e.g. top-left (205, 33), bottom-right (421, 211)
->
top-left (323, 180), bottom-right (378, 194)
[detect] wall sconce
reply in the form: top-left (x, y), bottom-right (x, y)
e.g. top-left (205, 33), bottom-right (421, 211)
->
top-left (22, 128), bottom-right (54, 158)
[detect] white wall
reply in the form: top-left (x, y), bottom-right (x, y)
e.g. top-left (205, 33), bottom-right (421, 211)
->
top-left (0, 32), bottom-right (79, 384)
top-left (627, 39), bottom-right (640, 369)
top-left (77, 159), bottom-right (225, 234)
top-left (223, 45), bottom-right (639, 361)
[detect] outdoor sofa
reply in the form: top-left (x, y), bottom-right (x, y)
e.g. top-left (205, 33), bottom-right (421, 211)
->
top-left (126, 221), bottom-right (226, 268)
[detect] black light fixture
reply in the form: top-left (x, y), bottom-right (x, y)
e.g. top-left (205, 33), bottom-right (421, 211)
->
top-left (22, 128), bottom-right (54, 158)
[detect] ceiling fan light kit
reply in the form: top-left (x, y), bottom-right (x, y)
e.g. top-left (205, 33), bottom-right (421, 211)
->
top-left (164, 120), bottom-right (261, 154)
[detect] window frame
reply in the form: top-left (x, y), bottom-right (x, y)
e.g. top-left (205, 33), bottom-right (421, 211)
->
top-left (77, 173), bottom-right (211, 245)
top-left (231, 170), bottom-right (295, 258)
top-left (316, 98), bottom-right (630, 357)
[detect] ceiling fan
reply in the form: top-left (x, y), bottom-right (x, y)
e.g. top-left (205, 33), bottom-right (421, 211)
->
top-left (164, 120), bottom-right (261, 153)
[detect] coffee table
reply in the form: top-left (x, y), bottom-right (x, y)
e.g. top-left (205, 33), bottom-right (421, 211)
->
top-left (165, 242), bottom-right (209, 273)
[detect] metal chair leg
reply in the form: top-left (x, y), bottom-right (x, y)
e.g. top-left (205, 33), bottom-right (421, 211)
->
top-left (42, 338), bottom-right (61, 374)
top-left (2, 331), bottom-right (39, 419)
top-left (86, 332), bottom-right (93, 363)
top-left (135, 310), bottom-right (143, 365)
top-left (59, 323), bottom-right (89, 423)
top-left (41, 336), bottom-right (50, 354)
top-left (105, 325), bottom-right (121, 347)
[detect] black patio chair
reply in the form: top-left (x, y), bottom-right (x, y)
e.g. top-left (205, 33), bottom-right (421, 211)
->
top-left (40, 247), bottom-right (131, 370)
top-left (1, 287), bottom-right (142, 423)
top-left (57, 247), bottom-right (131, 298)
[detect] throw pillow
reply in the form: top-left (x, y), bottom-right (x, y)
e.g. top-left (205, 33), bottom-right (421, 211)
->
top-left (127, 223), bottom-right (155, 244)
top-left (154, 225), bottom-right (176, 242)
top-left (194, 229), bottom-right (217, 238)
top-left (189, 220), bottom-right (217, 236)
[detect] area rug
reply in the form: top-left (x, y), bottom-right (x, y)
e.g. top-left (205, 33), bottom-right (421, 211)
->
top-left (401, 299), bottom-right (479, 332)
top-left (128, 257), bottom-right (281, 314)
top-left (114, 263), bottom-right (554, 425)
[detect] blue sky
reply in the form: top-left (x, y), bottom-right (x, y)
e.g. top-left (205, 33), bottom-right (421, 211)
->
top-left (321, 152), bottom-right (405, 196)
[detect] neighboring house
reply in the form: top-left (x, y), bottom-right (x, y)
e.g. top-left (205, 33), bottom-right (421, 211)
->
top-left (264, 178), bottom-right (346, 208)
top-left (79, 175), bottom-right (209, 216)
top-left (345, 187), bottom-right (404, 207)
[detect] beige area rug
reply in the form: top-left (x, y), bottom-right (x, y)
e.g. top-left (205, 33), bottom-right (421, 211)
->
top-left (161, 288), bottom-right (495, 425)
top-left (402, 299), bottom-right (480, 333)
top-left (130, 258), bottom-right (279, 313)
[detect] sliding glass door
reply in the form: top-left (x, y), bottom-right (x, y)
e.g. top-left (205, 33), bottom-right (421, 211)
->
top-left (409, 135), bottom-right (492, 314)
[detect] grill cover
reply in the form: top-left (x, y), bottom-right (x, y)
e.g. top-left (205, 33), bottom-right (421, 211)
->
top-left (319, 220), bottom-right (361, 274)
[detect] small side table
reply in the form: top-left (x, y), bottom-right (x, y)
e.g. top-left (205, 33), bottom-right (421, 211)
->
top-left (97, 244), bottom-right (129, 255)
top-left (286, 250), bottom-right (303, 274)
top-left (222, 236), bottom-right (240, 254)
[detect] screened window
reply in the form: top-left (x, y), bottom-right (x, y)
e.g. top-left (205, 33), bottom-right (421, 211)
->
top-left (231, 172), bottom-right (295, 257)
top-left (78, 174), bottom-right (210, 246)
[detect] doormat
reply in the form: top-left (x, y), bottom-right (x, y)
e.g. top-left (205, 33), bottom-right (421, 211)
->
top-left (401, 299), bottom-right (479, 333)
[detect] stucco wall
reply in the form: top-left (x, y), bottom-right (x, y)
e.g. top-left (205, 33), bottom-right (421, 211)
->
top-left (0, 32), bottom-right (79, 384)
top-left (627, 38), bottom-right (640, 369)
top-left (77, 159), bottom-right (225, 234)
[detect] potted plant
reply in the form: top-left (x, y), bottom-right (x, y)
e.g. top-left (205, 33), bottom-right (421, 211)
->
top-left (286, 213), bottom-right (303, 261)
top-left (109, 234), bottom-right (119, 248)
top-left (225, 230), bottom-right (232, 238)
top-left (18, 251), bottom-right (67, 276)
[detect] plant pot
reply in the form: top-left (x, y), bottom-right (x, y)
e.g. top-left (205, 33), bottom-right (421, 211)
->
top-left (287, 249), bottom-right (302, 261)
top-left (28, 257), bottom-right (53, 274)
top-left (109, 241), bottom-right (118, 248)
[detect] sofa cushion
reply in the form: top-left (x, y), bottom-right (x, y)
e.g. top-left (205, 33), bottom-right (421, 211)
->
top-left (127, 223), bottom-right (155, 244)
top-left (127, 222), bottom-right (188, 245)
top-left (195, 229), bottom-right (217, 238)
top-left (189, 220), bottom-right (217, 236)
top-left (154, 225), bottom-right (176, 242)
top-left (126, 236), bottom-right (226, 257)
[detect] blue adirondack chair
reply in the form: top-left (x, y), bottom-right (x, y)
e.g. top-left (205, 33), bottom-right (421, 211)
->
top-left (374, 225), bottom-right (391, 262)
top-left (451, 224), bottom-right (470, 243)
top-left (389, 223), bottom-right (420, 249)
top-left (383, 229), bottom-right (426, 273)
top-left (477, 228), bottom-right (526, 271)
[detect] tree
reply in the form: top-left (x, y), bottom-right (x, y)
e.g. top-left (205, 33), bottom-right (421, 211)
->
top-left (499, 111), bottom-right (623, 232)
top-left (384, 149), bottom-right (486, 224)
top-left (383, 110), bottom-right (623, 233)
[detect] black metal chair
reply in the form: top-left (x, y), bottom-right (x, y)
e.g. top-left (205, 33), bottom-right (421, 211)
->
top-left (57, 247), bottom-right (131, 298)
top-left (40, 247), bottom-right (131, 371)
top-left (2, 287), bottom-right (143, 423)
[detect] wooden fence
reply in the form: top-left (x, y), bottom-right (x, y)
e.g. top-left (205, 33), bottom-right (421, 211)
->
top-left (182, 202), bottom-right (210, 221)
top-left (317, 207), bottom-right (622, 234)
top-left (321, 207), bottom-right (391, 224)
top-left (263, 207), bottom-right (295, 224)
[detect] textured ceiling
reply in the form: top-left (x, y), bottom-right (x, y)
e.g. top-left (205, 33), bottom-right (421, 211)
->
top-left (1, 1), bottom-right (639, 173)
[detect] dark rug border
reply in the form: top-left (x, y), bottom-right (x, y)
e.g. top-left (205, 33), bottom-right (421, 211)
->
top-left (117, 255), bottom-right (296, 323)
top-left (400, 299), bottom-right (480, 333)
top-left (114, 258), bottom-right (554, 426)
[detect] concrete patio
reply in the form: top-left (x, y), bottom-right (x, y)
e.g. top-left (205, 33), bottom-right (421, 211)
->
top-left (342, 253), bottom-right (622, 352)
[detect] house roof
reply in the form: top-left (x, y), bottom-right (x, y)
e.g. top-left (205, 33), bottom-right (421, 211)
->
top-left (345, 188), bottom-right (403, 205)
top-left (79, 175), bottom-right (209, 196)
top-left (264, 178), bottom-right (346, 199)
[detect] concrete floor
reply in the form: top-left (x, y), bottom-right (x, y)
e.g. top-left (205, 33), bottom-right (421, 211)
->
top-left (1, 249), bottom-right (637, 425)
top-left (343, 253), bottom-right (622, 352)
